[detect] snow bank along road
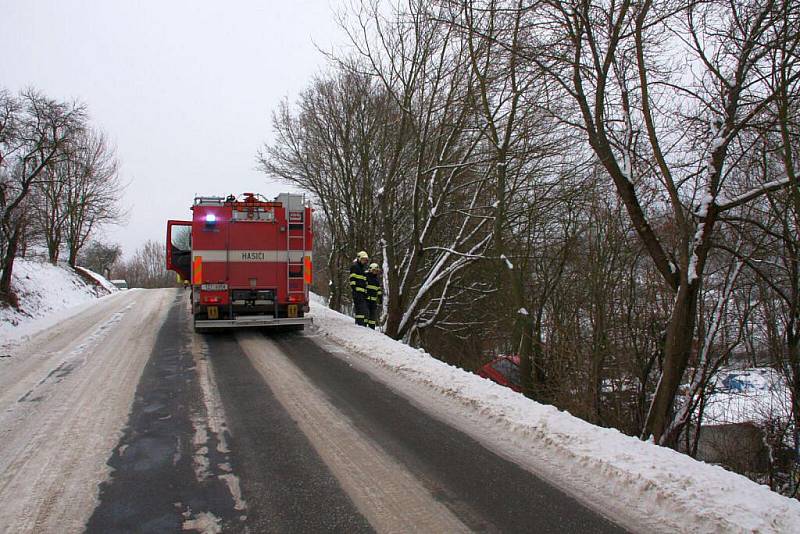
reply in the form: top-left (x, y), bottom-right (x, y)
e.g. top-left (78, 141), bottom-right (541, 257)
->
top-left (1, 288), bottom-right (625, 533)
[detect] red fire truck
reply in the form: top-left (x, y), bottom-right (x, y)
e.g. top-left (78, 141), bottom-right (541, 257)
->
top-left (166, 193), bottom-right (312, 331)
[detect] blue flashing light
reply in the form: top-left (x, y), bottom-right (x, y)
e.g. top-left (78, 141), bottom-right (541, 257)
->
top-left (205, 213), bottom-right (217, 223)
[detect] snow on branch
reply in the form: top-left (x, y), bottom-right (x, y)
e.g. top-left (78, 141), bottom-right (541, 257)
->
top-left (397, 234), bottom-right (492, 335)
top-left (716, 177), bottom-right (794, 213)
top-left (500, 254), bottom-right (514, 270)
top-left (422, 246), bottom-right (485, 259)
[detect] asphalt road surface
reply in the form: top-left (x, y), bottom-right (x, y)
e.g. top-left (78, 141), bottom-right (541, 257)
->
top-left (1, 289), bottom-right (627, 533)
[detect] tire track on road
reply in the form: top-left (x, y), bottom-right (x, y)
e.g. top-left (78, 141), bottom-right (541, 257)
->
top-left (86, 290), bottom-right (243, 534)
top-left (267, 331), bottom-right (627, 534)
top-left (205, 330), bottom-right (373, 534)
top-left (236, 331), bottom-right (471, 534)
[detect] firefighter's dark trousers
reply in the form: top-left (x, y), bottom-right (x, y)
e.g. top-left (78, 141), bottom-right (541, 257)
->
top-left (367, 301), bottom-right (378, 329)
top-left (353, 293), bottom-right (369, 327)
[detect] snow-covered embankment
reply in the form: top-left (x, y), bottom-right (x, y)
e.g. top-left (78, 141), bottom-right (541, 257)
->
top-left (0, 259), bottom-right (117, 345)
top-left (308, 295), bottom-right (800, 534)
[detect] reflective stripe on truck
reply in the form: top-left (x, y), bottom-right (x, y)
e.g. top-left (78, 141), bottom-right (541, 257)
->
top-left (193, 256), bottom-right (202, 285)
top-left (191, 250), bottom-right (312, 262)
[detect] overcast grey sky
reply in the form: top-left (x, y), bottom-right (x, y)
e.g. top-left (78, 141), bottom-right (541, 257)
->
top-left (1, 0), bottom-right (348, 257)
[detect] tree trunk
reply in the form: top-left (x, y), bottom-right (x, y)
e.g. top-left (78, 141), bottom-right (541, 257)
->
top-left (383, 293), bottom-right (403, 339)
top-left (509, 273), bottom-right (533, 397)
top-left (380, 198), bottom-right (403, 338)
top-left (787, 326), bottom-right (800, 495)
top-left (642, 280), bottom-right (700, 443)
top-left (326, 249), bottom-right (341, 311)
top-left (590, 293), bottom-right (608, 425)
top-left (68, 237), bottom-right (81, 268)
top-left (489, 146), bottom-right (533, 395)
top-left (0, 220), bottom-right (24, 304)
top-left (532, 312), bottom-right (547, 390)
top-left (590, 339), bottom-right (605, 425)
top-left (515, 303), bottom-right (534, 397)
top-left (48, 239), bottom-right (60, 264)
top-left (381, 235), bottom-right (403, 339)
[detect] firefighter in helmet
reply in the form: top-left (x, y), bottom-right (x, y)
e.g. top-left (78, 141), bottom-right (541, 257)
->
top-left (349, 251), bottom-right (370, 326)
top-left (366, 263), bottom-right (383, 330)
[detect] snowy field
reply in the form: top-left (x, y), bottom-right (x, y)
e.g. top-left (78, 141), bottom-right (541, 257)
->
top-left (308, 295), bottom-right (800, 533)
top-left (0, 259), bottom-right (116, 345)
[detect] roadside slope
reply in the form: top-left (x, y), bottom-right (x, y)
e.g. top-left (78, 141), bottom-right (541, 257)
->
top-left (0, 259), bottom-right (116, 345)
top-left (308, 297), bottom-right (800, 533)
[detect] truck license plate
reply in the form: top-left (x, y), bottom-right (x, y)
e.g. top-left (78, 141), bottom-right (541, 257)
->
top-left (288, 305), bottom-right (298, 318)
top-left (207, 306), bottom-right (219, 319)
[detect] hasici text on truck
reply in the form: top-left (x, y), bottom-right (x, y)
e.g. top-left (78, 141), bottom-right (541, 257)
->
top-left (166, 193), bottom-right (313, 331)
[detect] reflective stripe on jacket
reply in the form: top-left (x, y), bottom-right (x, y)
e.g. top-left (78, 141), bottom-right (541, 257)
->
top-left (349, 260), bottom-right (368, 294)
top-left (366, 272), bottom-right (382, 303)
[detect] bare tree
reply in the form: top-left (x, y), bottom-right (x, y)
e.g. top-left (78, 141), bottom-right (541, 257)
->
top-left (486, 0), bottom-right (800, 443)
top-left (115, 240), bottom-right (175, 288)
top-left (63, 129), bottom-right (123, 267)
top-left (260, 70), bottom-right (389, 311)
top-left (263, 3), bottom-right (497, 340)
top-left (31, 159), bottom-right (69, 263)
top-left (78, 240), bottom-right (122, 279)
top-left (0, 89), bottom-right (85, 303)
top-left (341, 1), bottom-right (499, 340)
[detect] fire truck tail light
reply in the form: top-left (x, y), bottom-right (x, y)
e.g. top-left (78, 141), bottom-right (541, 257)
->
top-left (288, 295), bottom-right (301, 303)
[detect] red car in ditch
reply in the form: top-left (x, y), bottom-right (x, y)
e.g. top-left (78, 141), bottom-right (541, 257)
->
top-left (476, 355), bottom-right (522, 392)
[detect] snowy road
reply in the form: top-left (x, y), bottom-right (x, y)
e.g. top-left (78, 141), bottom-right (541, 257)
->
top-left (1, 289), bottom-right (624, 533)
top-left (0, 288), bottom-right (173, 533)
